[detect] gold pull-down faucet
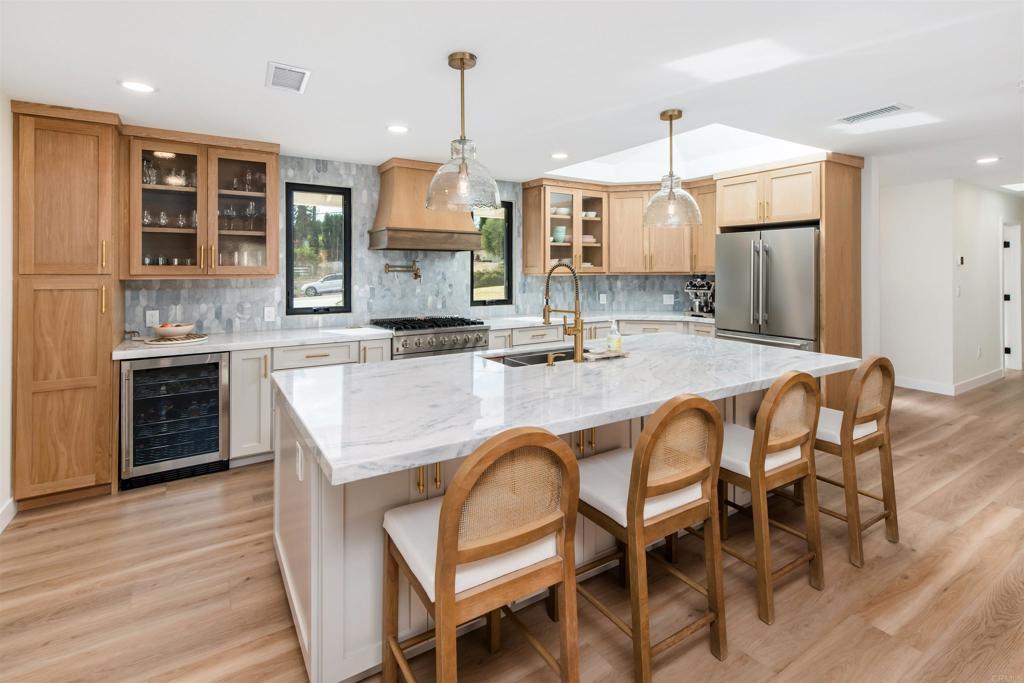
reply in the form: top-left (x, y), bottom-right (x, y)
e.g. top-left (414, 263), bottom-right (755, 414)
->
top-left (542, 262), bottom-right (584, 363)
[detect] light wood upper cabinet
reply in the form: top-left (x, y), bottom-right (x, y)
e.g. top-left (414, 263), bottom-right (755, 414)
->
top-left (15, 276), bottom-right (112, 500)
top-left (763, 163), bottom-right (820, 224)
top-left (127, 137), bottom-right (279, 279)
top-left (17, 116), bottom-right (114, 275)
top-left (523, 181), bottom-right (607, 275)
top-left (716, 163), bottom-right (821, 227)
top-left (716, 174), bottom-right (763, 227)
top-left (692, 186), bottom-right (717, 273)
top-left (608, 192), bottom-right (647, 273)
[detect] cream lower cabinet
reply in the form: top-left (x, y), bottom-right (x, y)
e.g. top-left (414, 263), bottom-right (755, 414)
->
top-left (571, 321), bottom-right (612, 344)
top-left (359, 338), bottom-right (391, 363)
top-left (488, 329), bottom-right (512, 350)
top-left (229, 348), bottom-right (272, 459)
top-left (274, 406), bottom-right (637, 682)
top-left (617, 320), bottom-right (688, 335)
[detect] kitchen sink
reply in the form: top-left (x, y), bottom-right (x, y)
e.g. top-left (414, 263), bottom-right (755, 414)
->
top-left (485, 346), bottom-right (587, 367)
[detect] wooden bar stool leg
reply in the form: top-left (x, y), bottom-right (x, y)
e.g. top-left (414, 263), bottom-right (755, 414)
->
top-left (616, 540), bottom-right (629, 589)
top-left (704, 498), bottom-right (728, 660)
top-left (801, 473), bottom-right (825, 590)
top-left (556, 573), bottom-right (581, 683)
top-left (718, 479), bottom-right (729, 541)
top-left (382, 536), bottom-right (400, 683)
top-left (750, 483), bottom-right (775, 625)
top-left (840, 442), bottom-right (864, 568)
top-left (627, 534), bottom-right (653, 683)
top-left (663, 532), bottom-right (679, 563)
top-left (487, 609), bottom-right (502, 654)
top-left (435, 600), bottom-right (459, 683)
top-left (545, 587), bottom-right (560, 622)
top-left (879, 433), bottom-right (900, 544)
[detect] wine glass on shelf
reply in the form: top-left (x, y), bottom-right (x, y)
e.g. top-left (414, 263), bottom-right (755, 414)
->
top-left (245, 201), bottom-right (257, 231)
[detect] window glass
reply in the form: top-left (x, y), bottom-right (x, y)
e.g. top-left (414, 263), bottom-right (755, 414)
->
top-left (286, 184), bottom-right (352, 315)
top-left (471, 201), bottom-right (513, 306)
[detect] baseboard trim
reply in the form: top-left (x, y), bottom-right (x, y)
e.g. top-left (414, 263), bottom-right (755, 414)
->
top-left (954, 368), bottom-right (1005, 396)
top-left (0, 497), bottom-right (15, 535)
top-left (895, 375), bottom-right (955, 396)
top-left (230, 452), bottom-right (273, 469)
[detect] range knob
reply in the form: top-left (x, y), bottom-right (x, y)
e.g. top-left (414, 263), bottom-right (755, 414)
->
top-left (414, 338), bottom-right (422, 348)
top-left (400, 339), bottom-right (409, 350)
top-left (462, 335), bottom-right (471, 344)
top-left (474, 333), bottom-right (484, 343)
top-left (428, 338), bottom-right (436, 347)
top-left (441, 336), bottom-right (449, 345)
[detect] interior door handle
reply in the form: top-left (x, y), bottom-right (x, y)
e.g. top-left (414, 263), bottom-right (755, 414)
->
top-left (759, 239), bottom-right (767, 324)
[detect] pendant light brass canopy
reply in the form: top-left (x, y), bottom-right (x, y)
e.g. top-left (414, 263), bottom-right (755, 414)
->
top-left (643, 108), bottom-right (701, 230)
top-left (425, 51), bottom-right (500, 212)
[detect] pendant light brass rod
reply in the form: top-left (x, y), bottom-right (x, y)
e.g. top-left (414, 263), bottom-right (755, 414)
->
top-left (459, 61), bottom-right (466, 139)
top-left (668, 116), bottom-right (673, 177)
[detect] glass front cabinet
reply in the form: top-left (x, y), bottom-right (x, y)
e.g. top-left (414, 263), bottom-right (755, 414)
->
top-left (524, 182), bottom-right (608, 275)
top-left (129, 138), bottom-right (278, 278)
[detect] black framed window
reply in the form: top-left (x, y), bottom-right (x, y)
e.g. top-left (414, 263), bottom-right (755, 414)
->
top-left (286, 183), bottom-right (353, 315)
top-left (471, 200), bottom-right (513, 306)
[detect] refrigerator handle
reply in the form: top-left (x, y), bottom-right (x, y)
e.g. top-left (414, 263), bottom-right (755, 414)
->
top-left (759, 239), bottom-right (767, 324)
top-left (750, 239), bottom-right (757, 325)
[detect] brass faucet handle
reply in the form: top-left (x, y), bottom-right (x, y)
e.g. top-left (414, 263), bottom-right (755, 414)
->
top-left (546, 352), bottom-right (567, 367)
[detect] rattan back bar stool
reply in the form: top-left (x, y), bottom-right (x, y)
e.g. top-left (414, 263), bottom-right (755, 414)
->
top-left (718, 371), bottom-right (824, 625)
top-left (382, 427), bottom-right (581, 683)
top-left (813, 356), bottom-right (899, 567)
top-left (575, 395), bottom-right (727, 683)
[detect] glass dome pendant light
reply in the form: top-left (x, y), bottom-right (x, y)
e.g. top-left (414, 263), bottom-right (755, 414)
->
top-left (425, 51), bottom-right (501, 212)
top-left (643, 108), bottom-right (701, 229)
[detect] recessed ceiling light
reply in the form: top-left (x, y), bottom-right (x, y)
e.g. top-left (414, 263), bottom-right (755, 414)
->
top-left (120, 81), bottom-right (155, 93)
top-left (1002, 183), bottom-right (1024, 192)
top-left (551, 152), bottom-right (568, 160)
top-left (387, 124), bottom-right (409, 134)
top-left (976, 156), bottom-right (1000, 165)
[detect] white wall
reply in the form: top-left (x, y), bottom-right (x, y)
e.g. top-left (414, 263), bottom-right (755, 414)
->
top-left (0, 86), bottom-right (14, 530)
top-left (952, 181), bottom-right (1022, 387)
top-left (879, 180), bottom-right (956, 393)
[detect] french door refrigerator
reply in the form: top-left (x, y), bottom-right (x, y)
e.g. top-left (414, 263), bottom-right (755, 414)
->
top-left (715, 226), bottom-right (819, 350)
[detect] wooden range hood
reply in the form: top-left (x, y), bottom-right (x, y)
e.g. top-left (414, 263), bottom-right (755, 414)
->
top-left (370, 158), bottom-right (481, 251)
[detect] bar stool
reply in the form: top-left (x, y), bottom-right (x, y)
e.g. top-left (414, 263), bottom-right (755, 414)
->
top-left (381, 427), bottom-right (580, 683)
top-left (575, 395), bottom-right (727, 683)
top-left (814, 356), bottom-right (899, 567)
top-left (718, 371), bottom-right (824, 625)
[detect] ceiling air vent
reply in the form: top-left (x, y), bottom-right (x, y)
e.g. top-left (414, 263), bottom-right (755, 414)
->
top-left (837, 104), bottom-right (911, 125)
top-left (265, 62), bottom-right (310, 94)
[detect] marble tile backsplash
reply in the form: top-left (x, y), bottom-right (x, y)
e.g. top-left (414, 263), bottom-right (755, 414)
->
top-left (124, 155), bottom-right (709, 334)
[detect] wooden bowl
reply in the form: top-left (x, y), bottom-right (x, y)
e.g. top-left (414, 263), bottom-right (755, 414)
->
top-left (152, 322), bottom-right (195, 338)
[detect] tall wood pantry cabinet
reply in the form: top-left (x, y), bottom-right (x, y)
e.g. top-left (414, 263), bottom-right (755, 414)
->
top-left (12, 102), bottom-right (124, 507)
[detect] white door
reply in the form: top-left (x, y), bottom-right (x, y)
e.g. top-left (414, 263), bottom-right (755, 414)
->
top-left (1003, 225), bottom-right (1022, 370)
top-left (230, 348), bottom-right (273, 457)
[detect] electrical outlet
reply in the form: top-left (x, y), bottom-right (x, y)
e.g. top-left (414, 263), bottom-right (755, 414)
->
top-left (599, 293), bottom-right (607, 304)
top-left (662, 294), bottom-right (674, 305)
top-left (145, 310), bottom-right (160, 327)
top-left (264, 306), bottom-right (276, 322)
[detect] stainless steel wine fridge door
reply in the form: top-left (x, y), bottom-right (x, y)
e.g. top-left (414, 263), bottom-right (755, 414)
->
top-left (121, 353), bottom-right (230, 480)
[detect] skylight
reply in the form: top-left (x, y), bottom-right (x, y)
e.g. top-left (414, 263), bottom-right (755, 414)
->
top-left (547, 123), bottom-right (826, 184)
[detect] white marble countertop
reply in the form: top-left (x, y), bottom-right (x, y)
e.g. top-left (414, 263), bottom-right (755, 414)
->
top-left (272, 333), bottom-right (857, 486)
top-left (112, 326), bottom-right (393, 360)
top-left (481, 312), bottom-right (715, 330)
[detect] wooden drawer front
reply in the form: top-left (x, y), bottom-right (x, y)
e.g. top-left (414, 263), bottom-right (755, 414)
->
top-left (691, 323), bottom-right (715, 337)
top-left (512, 326), bottom-right (562, 346)
top-left (273, 342), bottom-right (358, 370)
top-left (618, 320), bottom-right (686, 336)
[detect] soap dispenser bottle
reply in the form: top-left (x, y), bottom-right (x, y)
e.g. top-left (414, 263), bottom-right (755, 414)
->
top-left (607, 321), bottom-right (622, 353)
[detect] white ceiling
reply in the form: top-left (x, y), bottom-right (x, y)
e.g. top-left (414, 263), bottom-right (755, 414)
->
top-left (2, 1), bottom-right (1022, 192)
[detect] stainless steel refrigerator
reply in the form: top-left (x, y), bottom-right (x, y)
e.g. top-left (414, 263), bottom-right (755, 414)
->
top-left (714, 226), bottom-right (819, 350)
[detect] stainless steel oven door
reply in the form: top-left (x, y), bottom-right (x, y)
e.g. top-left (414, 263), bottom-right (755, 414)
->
top-left (121, 353), bottom-right (230, 479)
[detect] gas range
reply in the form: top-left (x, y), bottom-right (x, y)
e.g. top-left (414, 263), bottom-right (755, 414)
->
top-left (369, 316), bottom-right (490, 359)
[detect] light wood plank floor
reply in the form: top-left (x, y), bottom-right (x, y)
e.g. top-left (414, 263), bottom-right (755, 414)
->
top-left (3, 374), bottom-right (1024, 682)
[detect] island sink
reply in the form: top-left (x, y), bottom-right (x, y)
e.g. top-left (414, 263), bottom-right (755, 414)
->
top-left (485, 346), bottom-right (589, 367)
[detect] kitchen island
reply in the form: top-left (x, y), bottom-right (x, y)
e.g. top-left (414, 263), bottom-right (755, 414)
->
top-left (272, 333), bottom-right (859, 682)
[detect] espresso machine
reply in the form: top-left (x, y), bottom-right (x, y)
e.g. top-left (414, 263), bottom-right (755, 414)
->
top-left (684, 276), bottom-right (715, 317)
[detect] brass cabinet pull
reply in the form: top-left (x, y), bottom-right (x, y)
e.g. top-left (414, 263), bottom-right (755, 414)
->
top-left (433, 463), bottom-right (442, 490)
top-left (765, 200), bottom-right (770, 219)
top-left (209, 245), bottom-right (216, 270)
top-left (100, 240), bottom-right (107, 269)
top-left (199, 244), bottom-right (205, 270)
top-left (304, 352), bottom-right (330, 359)
top-left (576, 430), bottom-right (584, 456)
top-left (417, 466), bottom-right (426, 495)
top-left (589, 428), bottom-right (596, 452)
top-left (531, 332), bottom-right (547, 339)
top-left (361, 347), bottom-right (367, 363)
top-left (100, 285), bottom-right (106, 314)
top-left (263, 354), bottom-right (268, 379)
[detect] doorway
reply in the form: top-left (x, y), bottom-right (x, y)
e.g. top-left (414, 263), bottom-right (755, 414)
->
top-left (1002, 224), bottom-right (1022, 371)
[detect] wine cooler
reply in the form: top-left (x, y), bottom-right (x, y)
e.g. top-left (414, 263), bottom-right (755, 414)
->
top-left (120, 353), bottom-right (229, 489)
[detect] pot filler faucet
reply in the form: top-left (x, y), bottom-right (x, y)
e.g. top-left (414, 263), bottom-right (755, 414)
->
top-left (542, 262), bottom-right (585, 363)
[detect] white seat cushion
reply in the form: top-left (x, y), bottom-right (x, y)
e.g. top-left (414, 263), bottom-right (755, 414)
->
top-left (383, 496), bottom-right (557, 603)
top-left (720, 423), bottom-right (802, 477)
top-left (578, 446), bottom-right (703, 528)
top-left (815, 407), bottom-right (878, 445)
